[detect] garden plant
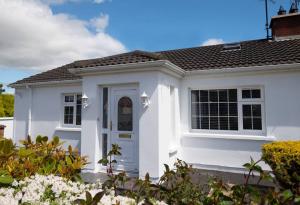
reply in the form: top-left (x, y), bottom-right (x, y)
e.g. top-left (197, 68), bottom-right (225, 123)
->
top-left (0, 136), bottom-right (299, 205)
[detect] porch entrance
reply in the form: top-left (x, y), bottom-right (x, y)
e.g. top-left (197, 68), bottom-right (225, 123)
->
top-left (110, 87), bottom-right (139, 172)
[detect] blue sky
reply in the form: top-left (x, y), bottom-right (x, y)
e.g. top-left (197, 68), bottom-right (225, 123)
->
top-left (0, 0), bottom-right (295, 93)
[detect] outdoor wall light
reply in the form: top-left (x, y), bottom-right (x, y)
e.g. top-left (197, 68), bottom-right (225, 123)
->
top-left (82, 94), bottom-right (89, 109)
top-left (141, 91), bottom-right (150, 108)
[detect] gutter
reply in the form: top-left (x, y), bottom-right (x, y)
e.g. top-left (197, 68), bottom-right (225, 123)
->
top-left (68, 60), bottom-right (186, 78)
top-left (9, 79), bottom-right (82, 89)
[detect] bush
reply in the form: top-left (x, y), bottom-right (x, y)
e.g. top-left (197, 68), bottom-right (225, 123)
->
top-left (262, 141), bottom-right (300, 194)
top-left (0, 136), bottom-right (88, 182)
top-left (0, 94), bottom-right (14, 117)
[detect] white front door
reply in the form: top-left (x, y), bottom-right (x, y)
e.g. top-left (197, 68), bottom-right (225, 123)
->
top-left (110, 87), bottom-right (138, 172)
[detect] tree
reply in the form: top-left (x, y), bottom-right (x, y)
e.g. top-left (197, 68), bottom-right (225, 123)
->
top-left (0, 84), bottom-right (5, 94)
top-left (0, 99), bottom-right (4, 117)
top-left (0, 94), bottom-right (14, 117)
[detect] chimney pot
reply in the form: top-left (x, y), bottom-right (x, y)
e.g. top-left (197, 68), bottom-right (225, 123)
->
top-left (278, 5), bottom-right (286, 15)
top-left (289, 2), bottom-right (299, 14)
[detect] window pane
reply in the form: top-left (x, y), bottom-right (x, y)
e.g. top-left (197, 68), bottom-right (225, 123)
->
top-left (252, 105), bottom-right (261, 117)
top-left (243, 105), bottom-right (252, 117)
top-left (220, 117), bottom-right (229, 130)
top-left (219, 103), bottom-right (228, 116)
top-left (229, 117), bottom-right (238, 130)
top-left (192, 117), bottom-right (200, 129)
top-left (209, 90), bottom-right (218, 102)
top-left (251, 89), bottom-right (261, 98)
top-left (200, 117), bottom-right (209, 129)
top-left (65, 95), bottom-right (74, 102)
top-left (243, 117), bottom-right (252, 130)
top-left (200, 103), bottom-right (209, 116)
top-left (200, 90), bottom-right (208, 102)
top-left (64, 106), bottom-right (74, 124)
top-left (229, 103), bottom-right (238, 116)
top-left (210, 117), bottom-right (219, 130)
top-left (102, 88), bottom-right (108, 128)
top-left (242, 90), bottom-right (251, 99)
top-left (191, 103), bottom-right (200, 116)
top-left (253, 118), bottom-right (262, 130)
top-left (219, 90), bottom-right (228, 102)
top-left (191, 90), bottom-right (199, 102)
top-left (102, 133), bottom-right (108, 165)
top-left (209, 103), bottom-right (218, 116)
top-left (76, 95), bottom-right (82, 125)
top-left (229, 89), bottom-right (237, 102)
top-left (118, 97), bottom-right (133, 131)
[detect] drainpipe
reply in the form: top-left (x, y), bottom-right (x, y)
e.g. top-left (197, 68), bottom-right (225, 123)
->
top-left (26, 85), bottom-right (32, 138)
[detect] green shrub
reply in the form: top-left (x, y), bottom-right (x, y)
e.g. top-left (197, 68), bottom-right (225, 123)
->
top-left (0, 94), bottom-right (14, 117)
top-left (0, 136), bottom-right (87, 183)
top-left (262, 141), bottom-right (300, 194)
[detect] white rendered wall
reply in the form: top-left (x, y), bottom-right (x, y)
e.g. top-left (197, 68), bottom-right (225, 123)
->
top-left (14, 84), bottom-right (82, 150)
top-left (0, 117), bottom-right (14, 139)
top-left (81, 71), bottom-right (163, 178)
top-left (180, 69), bottom-right (300, 172)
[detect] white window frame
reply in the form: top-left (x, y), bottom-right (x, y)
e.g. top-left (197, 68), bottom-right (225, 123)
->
top-left (62, 93), bottom-right (82, 127)
top-left (238, 87), bottom-right (265, 135)
top-left (189, 86), bottom-right (265, 136)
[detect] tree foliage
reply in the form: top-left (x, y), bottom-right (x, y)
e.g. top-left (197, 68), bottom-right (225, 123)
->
top-left (0, 94), bottom-right (14, 117)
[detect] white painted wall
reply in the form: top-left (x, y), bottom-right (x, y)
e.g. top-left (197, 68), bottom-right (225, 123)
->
top-left (0, 117), bottom-right (14, 139)
top-left (14, 84), bottom-right (82, 150)
top-left (180, 69), bottom-right (300, 172)
top-left (13, 65), bottom-right (300, 177)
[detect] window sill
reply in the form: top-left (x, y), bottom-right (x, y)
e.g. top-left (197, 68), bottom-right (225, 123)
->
top-left (183, 132), bottom-right (276, 141)
top-left (55, 127), bottom-right (81, 132)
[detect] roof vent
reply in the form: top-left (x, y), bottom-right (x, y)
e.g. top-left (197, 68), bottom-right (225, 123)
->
top-left (222, 43), bottom-right (241, 51)
top-left (289, 2), bottom-right (298, 13)
top-left (278, 5), bottom-right (286, 15)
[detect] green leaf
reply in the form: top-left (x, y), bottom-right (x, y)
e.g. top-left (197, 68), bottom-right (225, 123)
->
top-left (0, 174), bottom-right (13, 185)
top-left (281, 189), bottom-right (293, 201)
top-left (92, 191), bottom-right (105, 204)
top-left (86, 191), bottom-right (92, 203)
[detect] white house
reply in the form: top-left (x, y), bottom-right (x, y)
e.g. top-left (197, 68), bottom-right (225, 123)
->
top-left (10, 11), bottom-right (300, 179)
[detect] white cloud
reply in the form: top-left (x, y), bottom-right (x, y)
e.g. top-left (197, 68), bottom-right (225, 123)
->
top-left (201, 38), bottom-right (225, 46)
top-left (0, 0), bottom-right (126, 71)
top-left (90, 14), bottom-right (109, 32)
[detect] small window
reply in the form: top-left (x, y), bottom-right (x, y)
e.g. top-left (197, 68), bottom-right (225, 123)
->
top-left (102, 88), bottom-right (108, 129)
top-left (242, 89), bottom-right (261, 99)
top-left (118, 97), bottom-right (133, 131)
top-left (63, 94), bottom-right (82, 126)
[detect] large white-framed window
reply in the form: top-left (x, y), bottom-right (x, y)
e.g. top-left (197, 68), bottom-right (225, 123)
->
top-left (190, 87), bottom-right (265, 135)
top-left (62, 94), bottom-right (82, 126)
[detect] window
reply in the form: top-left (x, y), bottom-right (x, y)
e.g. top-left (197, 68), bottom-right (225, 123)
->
top-left (191, 89), bottom-right (238, 130)
top-left (63, 94), bottom-right (82, 126)
top-left (191, 88), bottom-right (264, 133)
top-left (118, 97), bottom-right (133, 131)
top-left (241, 89), bottom-right (263, 131)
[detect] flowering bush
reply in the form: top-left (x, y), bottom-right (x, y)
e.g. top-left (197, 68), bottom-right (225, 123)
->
top-left (262, 141), bottom-right (300, 194)
top-left (0, 174), bottom-right (166, 205)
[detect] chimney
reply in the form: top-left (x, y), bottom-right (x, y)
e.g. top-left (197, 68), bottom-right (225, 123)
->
top-left (270, 4), bottom-right (300, 40)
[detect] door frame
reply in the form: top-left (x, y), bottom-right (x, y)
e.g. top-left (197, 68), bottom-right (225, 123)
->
top-left (99, 84), bottom-right (139, 173)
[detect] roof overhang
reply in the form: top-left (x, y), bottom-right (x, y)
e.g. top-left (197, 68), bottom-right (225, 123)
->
top-left (185, 63), bottom-right (300, 76)
top-left (68, 60), bottom-right (186, 79)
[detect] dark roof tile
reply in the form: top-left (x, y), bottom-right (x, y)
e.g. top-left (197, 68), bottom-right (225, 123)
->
top-left (11, 39), bottom-right (300, 86)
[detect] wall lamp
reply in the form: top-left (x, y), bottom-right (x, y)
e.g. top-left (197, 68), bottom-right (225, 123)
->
top-left (82, 94), bottom-right (89, 109)
top-left (141, 91), bottom-right (150, 108)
